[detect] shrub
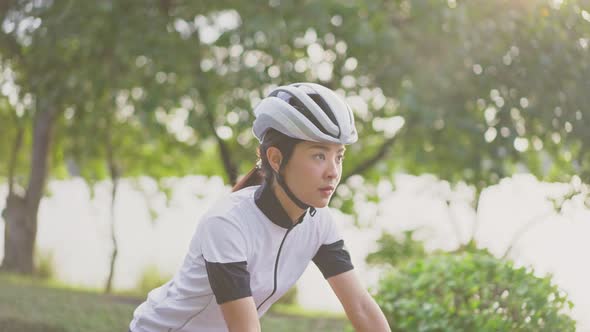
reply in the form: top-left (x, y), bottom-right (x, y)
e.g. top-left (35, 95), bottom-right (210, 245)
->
top-left (135, 265), bottom-right (171, 296)
top-left (276, 286), bottom-right (298, 305)
top-left (366, 231), bottom-right (428, 267)
top-left (374, 252), bottom-right (576, 332)
top-left (34, 249), bottom-right (56, 280)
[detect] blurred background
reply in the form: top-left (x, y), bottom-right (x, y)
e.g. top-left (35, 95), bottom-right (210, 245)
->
top-left (0, 0), bottom-right (589, 331)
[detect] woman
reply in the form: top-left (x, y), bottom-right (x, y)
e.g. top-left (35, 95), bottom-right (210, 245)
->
top-left (129, 83), bottom-right (391, 332)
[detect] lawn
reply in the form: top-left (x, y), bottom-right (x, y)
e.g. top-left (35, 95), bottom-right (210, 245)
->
top-left (0, 274), bottom-right (349, 332)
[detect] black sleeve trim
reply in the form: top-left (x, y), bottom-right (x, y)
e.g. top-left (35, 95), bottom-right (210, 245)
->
top-left (205, 260), bottom-right (252, 304)
top-left (312, 239), bottom-right (354, 279)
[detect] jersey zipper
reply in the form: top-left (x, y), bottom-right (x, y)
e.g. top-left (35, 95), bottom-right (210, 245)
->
top-left (256, 226), bottom-right (293, 311)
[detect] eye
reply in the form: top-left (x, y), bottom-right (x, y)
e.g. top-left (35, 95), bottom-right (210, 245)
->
top-left (313, 153), bottom-right (326, 160)
top-left (336, 155), bottom-right (345, 163)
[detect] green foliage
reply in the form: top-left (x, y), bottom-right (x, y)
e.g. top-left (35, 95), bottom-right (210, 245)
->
top-left (0, 93), bottom-right (31, 187)
top-left (3, 0), bottom-right (589, 196)
top-left (2, 0), bottom-right (590, 280)
top-left (33, 248), bottom-right (55, 280)
top-left (276, 286), bottom-right (298, 306)
top-left (0, 318), bottom-right (65, 332)
top-left (374, 252), bottom-right (576, 332)
top-left (366, 231), bottom-right (428, 267)
top-left (0, 274), bottom-right (347, 332)
top-left (0, 273), bottom-right (136, 332)
top-left (135, 265), bottom-right (171, 297)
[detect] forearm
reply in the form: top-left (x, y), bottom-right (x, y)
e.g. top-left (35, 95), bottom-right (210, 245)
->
top-left (345, 293), bottom-right (390, 332)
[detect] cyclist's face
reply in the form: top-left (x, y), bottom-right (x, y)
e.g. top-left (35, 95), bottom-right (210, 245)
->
top-left (282, 141), bottom-right (345, 208)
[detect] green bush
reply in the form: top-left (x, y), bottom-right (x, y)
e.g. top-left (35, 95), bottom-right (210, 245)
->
top-left (276, 286), bottom-right (298, 305)
top-left (135, 265), bottom-right (171, 296)
top-left (374, 252), bottom-right (576, 332)
top-left (34, 249), bottom-right (56, 280)
top-left (366, 231), bottom-right (428, 267)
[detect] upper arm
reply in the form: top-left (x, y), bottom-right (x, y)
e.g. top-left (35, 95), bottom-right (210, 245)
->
top-left (312, 239), bottom-right (354, 278)
top-left (312, 211), bottom-right (354, 278)
top-left (200, 217), bottom-right (260, 330)
top-left (199, 217), bottom-right (252, 303)
top-left (219, 297), bottom-right (260, 332)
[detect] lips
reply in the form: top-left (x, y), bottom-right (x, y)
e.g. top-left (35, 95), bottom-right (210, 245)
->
top-left (319, 186), bottom-right (335, 195)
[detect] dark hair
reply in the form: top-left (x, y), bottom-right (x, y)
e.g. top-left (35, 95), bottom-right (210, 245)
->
top-left (232, 128), bottom-right (302, 192)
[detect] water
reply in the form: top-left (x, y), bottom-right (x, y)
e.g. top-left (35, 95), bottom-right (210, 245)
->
top-left (0, 174), bottom-right (588, 330)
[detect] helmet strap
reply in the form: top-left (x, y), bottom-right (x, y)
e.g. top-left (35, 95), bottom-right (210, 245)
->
top-left (274, 170), bottom-right (317, 217)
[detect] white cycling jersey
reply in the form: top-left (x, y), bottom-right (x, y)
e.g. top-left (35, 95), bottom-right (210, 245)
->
top-left (129, 183), bottom-right (353, 332)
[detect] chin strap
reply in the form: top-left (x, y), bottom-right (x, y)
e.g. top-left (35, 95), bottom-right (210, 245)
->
top-left (274, 170), bottom-right (317, 217)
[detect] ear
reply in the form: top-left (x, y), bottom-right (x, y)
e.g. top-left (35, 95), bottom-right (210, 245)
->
top-left (266, 147), bottom-right (282, 173)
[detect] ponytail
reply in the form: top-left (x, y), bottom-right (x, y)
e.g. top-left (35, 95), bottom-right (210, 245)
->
top-left (232, 166), bottom-right (264, 192)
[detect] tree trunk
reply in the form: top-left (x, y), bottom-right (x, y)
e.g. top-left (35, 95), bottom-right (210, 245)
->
top-left (192, 30), bottom-right (237, 185)
top-left (104, 174), bottom-right (119, 294)
top-left (104, 117), bottom-right (119, 294)
top-left (7, 124), bottom-right (24, 195)
top-left (1, 108), bottom-right (57, 274)
top-left (1, 193), bottom-right (34, 274)
top-left (202, 93), bottom-right (238, 185)
top-left (341, 134), bottom-right (400, 184)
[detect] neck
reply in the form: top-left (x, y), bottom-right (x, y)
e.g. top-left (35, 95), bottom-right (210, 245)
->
top-left (271, 181), bottom-right (306, 224)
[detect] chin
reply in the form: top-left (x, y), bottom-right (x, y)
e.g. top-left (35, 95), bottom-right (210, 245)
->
top-left (311, 198), bottom-right (331, 209)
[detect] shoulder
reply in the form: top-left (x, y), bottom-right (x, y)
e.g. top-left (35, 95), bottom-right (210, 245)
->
top-left (194, 187), bottom-right (261, 259)
top-left (309, 206), bottom-right (344, 244)
top-left (310, 206), bottom-right (337, 228)
top-left (198, 186), bottom-right (260, 232)
top-left (204, 186), bottom-right (259, 219)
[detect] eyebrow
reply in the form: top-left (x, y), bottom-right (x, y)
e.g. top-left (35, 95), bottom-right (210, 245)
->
top-left (307, 144), bottom-right (346, 153)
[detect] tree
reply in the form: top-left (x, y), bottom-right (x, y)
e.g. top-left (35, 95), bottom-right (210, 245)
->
top-left (324, 0), bottom-right (590, 245)
top-left (194, 0), bottom-right (590, 207)
top-left (0, 0), bottom-right (202, 276)
top-left (2, 0), bottom-right (589, 277)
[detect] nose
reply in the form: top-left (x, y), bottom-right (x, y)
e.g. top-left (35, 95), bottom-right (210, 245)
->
top-left (325, 157), bottom-right (340, 180)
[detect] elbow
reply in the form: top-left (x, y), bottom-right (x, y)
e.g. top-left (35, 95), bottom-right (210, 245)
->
top-left (345, 293), bottom-right (390, 332)
top-left (227, 322), bottom-right (260, 332)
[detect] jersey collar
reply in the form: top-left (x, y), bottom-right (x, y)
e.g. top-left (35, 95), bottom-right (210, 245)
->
top-left (255, 182), bottom-right (307, 229)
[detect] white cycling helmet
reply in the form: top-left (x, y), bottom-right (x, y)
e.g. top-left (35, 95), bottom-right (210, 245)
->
top-left (252, 82), bottom-right (358, 144)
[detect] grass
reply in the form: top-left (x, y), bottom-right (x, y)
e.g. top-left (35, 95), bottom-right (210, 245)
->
top-left (0, 273), bottom-right (349, 332)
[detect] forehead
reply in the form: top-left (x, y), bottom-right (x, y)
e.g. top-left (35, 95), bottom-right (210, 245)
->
top-left (299, 141), bottom-right (346, 152)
